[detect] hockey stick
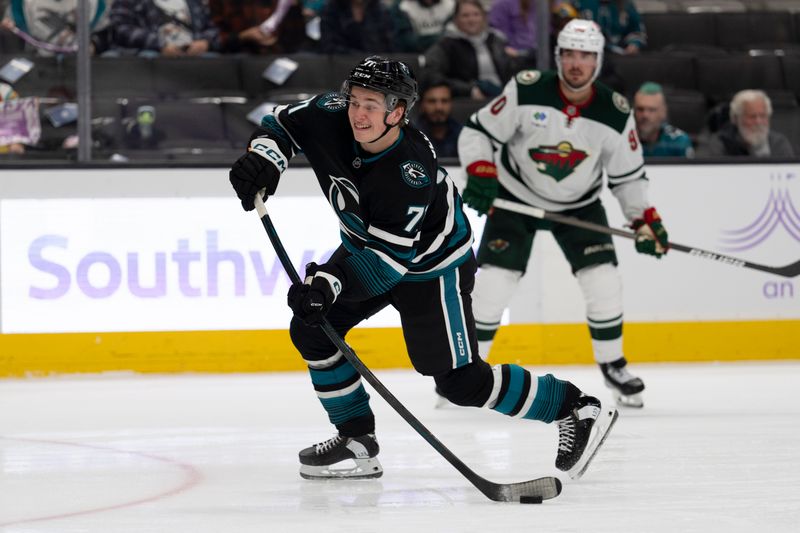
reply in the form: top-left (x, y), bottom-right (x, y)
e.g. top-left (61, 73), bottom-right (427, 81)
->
top-left (493, 198), bottom-right (800, 278)
top-left (254, 192), bottom-right (562, 503)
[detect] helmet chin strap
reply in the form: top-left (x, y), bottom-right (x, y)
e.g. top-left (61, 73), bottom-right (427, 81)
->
top-left (365, 112), bottom-right (400, 144)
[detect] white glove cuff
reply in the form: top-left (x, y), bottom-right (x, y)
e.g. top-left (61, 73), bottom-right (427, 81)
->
top-left (315, 271), bottom-right (343, 300)
top-left (249, 137), bottom-right (288, 173)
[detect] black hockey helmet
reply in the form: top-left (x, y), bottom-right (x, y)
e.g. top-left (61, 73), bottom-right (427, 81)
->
top-left (341, 56), bottom-right (419, 123)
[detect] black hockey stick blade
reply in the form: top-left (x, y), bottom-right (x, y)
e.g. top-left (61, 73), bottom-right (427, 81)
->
top-left (492, 198), bottom-right (800, 278)
top-left (254, 193), bottom-right (562, 502)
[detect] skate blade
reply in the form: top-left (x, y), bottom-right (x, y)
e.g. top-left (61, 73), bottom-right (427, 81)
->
top-left (605, 380), bottom-right (644, 408)
top-left (299, 457), bottom-right (383, 480)
top-left (567, 406), bottom-right (619, 480)
top-left (613, 390), bottom-right (643, 408)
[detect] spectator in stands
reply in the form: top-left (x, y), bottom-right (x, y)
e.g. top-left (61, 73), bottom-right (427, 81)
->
top-left (392, 0), bottom-right (455, 54)
top-left (0, 81), bottom-right (26, 154)
top-left (423, 0), bottom-right (512, 100)
top-left (122, 104), bottom-right (166, 150)
top-left (110, 0), bottom-right (222, 57)
top-left (633, 82), bottom-right (693, 158)
top-left (413, 78), bottom-right (462, 158)
top-left (703, 90), bottom-right (794, 158)
top-left (209, 0), bottom-right (309, 54)
top-left (319, 0), bottom-right (396, 54)
top-left (551, 1), bottom-right (578, 35)
top-left (576, 0), bottom-right (645, 55)
top-left (303, 0), bottom-right (325, 17)
top-left (1, 0), bottom-right (113, 56)
top-left (488, 0), bottom-right (537, 64)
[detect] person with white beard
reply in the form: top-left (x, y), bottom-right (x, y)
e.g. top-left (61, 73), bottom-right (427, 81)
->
top-left (704, 90), bottom-right (794, 158)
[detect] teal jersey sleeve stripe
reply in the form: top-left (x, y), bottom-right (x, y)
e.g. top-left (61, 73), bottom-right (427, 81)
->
top-left (369, 238), bottom-right (416, 262)
top-left (344, 248), bottom-right (405, 297)
top-left (260, 114), bottom-right (295, 154)
top-left (340, 212), bottom-right (368, 239)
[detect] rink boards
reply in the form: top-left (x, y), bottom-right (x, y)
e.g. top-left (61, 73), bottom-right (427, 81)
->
top-left (1, 164), bottom-right (798, 376)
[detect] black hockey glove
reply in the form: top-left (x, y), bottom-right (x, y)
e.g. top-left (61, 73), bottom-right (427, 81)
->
top-left (229, 135), bottom-right (287, 211)
top-left (287, 262), bottom-right (344, 326)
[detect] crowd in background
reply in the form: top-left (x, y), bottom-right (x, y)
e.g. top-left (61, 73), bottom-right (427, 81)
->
top-left (0, 0), bottom-right (797, 160)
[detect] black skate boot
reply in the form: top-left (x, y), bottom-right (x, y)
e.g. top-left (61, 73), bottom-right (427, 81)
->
top-left (434, 386), bottom-right (457, 409)
top-left (600, 357), bottom-right (645, 408)
top-left (555, 394), bottom-right (618, 479)
top-left (298, 433), bottom-right (383, 480)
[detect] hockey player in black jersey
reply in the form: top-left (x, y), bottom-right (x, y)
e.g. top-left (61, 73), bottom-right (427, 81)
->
top-left (228, 56), bottom-right (617, 481)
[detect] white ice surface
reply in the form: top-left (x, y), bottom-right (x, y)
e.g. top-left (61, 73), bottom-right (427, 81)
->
top-left (1, 361), bottom-right (799, 532)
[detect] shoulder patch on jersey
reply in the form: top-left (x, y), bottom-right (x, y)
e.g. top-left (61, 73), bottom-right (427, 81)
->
top-left (516, 70), bottom-right (542, 85)
top-left (400, 160), bottom-right (430, 189)
top-left (612, 92), bottom-right (630, 114)
top-left (316, 92), bottom-right (348, 112)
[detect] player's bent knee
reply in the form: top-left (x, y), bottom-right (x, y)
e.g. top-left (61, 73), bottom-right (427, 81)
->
top-left (289, 317), bottom-right (334, 360)
top-left (434, 359), bottom-right (494, 407)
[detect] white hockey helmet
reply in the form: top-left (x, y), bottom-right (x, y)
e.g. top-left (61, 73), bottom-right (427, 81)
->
top-left (555, 19), bottom-right (605, 91)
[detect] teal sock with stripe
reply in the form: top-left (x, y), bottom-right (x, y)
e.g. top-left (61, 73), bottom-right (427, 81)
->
top-left (490, 365), bottom-right (570, 423)
top-left (308, 355), bottom-right (373, 426)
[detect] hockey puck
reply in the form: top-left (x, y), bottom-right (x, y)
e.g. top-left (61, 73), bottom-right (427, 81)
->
top-left (519, 496), bottom-right (543, 504)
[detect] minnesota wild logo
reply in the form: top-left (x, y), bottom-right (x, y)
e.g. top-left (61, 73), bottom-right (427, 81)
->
top-left (530, 142), bottom-right (588, 181)
top-left (487, 239), bottom-right (510, 253)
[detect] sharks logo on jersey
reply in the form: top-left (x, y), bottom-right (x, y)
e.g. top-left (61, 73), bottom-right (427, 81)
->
top-left (400, 161), bottom-right (430, 188)
top-left (317, 92), bottom-right (348, 112)
top-left (328, 175), bottom-right (366, 240)
top-left (530, 141), bottom-right (588, 181)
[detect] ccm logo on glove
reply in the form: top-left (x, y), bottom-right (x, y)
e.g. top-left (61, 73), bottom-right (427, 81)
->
top-left (229, 135), bottom-right (286, 211)
top-left (250, 137), bottom-right (287, 172)
top-left (287, 262), bottom-right (344, 326)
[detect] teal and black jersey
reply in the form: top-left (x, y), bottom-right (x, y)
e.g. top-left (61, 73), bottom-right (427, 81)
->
top-left (642, 123), bottom-right (694, 158)
top-left (261, 92), bottom-right (473, 301)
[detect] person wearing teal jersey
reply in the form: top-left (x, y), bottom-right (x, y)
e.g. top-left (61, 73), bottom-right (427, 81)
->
top-left (634, 82), bottom-right (694, 158)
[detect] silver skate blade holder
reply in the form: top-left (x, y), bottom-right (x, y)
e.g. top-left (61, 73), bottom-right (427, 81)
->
top-left (491, 197), bottom-right (800, 278)
top-left (252, 188), bottom-right (561, 502)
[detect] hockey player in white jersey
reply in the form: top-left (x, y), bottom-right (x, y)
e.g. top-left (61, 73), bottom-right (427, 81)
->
top-left (458, 19), bottom-right (669, 408)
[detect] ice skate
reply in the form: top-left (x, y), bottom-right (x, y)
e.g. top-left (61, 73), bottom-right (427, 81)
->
top-left (600, 358), bottom-right (645, 408)
top-left (298, 433), bottom-right (383, 480)
top-left (555, 394), bottom-right (618, 480)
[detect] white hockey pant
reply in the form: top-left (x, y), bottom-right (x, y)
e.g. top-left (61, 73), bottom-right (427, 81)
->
top-left (472, 265), bottom-right (523, 359)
